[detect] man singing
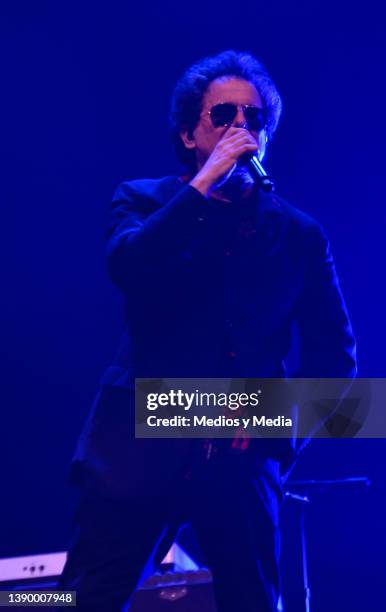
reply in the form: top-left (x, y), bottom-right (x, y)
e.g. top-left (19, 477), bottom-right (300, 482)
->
top-left (59, 50), bottom-right (356, 611)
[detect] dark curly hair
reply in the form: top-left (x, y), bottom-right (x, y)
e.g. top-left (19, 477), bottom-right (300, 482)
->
top-left (169, 50), bottom-right (283, 169)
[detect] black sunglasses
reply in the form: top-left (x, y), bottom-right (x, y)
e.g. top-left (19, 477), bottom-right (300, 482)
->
top-left (208, 103), bottom-right (266, 131)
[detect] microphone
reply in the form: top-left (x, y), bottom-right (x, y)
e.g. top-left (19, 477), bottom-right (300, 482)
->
top-left (240, 153), bottom-right (275, 192)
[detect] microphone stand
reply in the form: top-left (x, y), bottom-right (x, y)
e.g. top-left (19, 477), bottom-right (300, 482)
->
top-left (284, 476), bottom-right (371, 612)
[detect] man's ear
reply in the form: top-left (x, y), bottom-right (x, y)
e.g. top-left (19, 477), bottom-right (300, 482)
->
top-left (180, 128), bottom-right (196, 150)
top-left (257, 129), bottom-right (268, 161)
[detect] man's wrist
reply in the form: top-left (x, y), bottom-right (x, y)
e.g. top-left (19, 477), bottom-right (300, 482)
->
top-left (189, 172), bottom-right (215, 197)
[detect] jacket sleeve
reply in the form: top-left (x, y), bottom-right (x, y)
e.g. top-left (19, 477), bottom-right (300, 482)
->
top-left (294, 222), bottom-right (357, 378)
top-left (290, 223), bottom-right (357, 450)
top-left (106, 181), bottom-right (210, 292)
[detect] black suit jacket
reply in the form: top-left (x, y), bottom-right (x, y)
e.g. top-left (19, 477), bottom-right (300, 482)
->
top-left (71, 176), bottom-right (356, 500)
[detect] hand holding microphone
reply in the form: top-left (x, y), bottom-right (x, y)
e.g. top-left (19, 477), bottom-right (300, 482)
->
top-left (190, 127), bottom-right (274, 196)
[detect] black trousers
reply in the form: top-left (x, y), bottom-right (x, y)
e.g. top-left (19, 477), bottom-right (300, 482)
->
top-left (58, 453), bottom-right (281, 612)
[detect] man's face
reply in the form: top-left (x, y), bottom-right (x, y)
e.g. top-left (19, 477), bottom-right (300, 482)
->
top-left (180, 76), bottom-right (266, 170)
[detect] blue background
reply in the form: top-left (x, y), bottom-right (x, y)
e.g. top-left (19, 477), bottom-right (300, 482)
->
top-left (1, 1), bottom-right (385, 609)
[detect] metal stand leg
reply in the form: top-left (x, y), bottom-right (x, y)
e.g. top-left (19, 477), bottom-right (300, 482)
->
top-left (284, 492), bottom-right (311, 612)
top-left (300, 509), bottom-right (311, 612)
